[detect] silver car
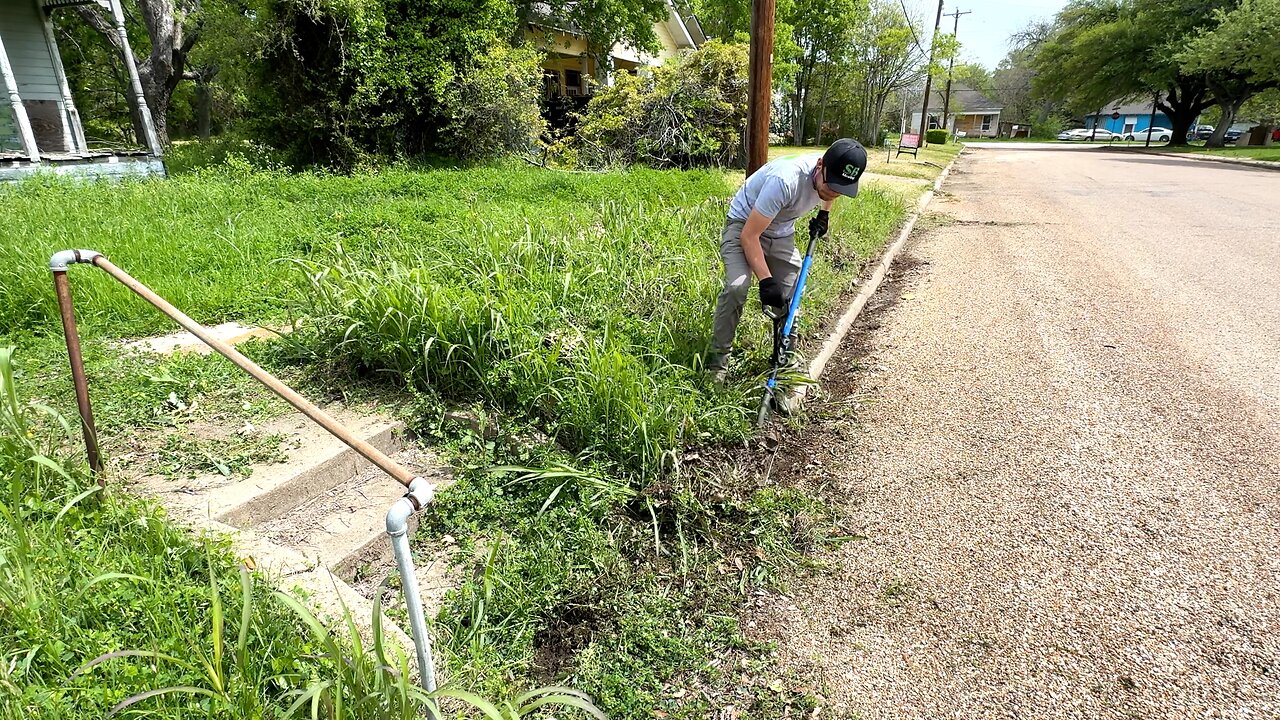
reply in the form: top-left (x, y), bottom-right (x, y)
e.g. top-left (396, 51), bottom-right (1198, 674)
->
top-left (1123, 127), bottom-right (1173, 142)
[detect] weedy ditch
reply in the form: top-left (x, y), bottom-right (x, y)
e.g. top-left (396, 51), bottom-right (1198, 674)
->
top-left (0, 155), bottom-right (947, 717)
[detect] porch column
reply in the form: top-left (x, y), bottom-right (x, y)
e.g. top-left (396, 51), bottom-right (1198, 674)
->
top-left (580, 54), bottom-right (589, 95)
top-left (40, 4), bottom-right (87, 153)
top-left (108, 0), bottom-right (162, 155)
top-left (0, 29), bottom-right (40, 162)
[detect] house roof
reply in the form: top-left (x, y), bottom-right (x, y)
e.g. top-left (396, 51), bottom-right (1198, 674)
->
top-left (927, 82), bottom-right (1003, 114)
top-left (527, 0), bottom-right (699, 52)
top-left (1085, 97), bottom-right (1163, 116)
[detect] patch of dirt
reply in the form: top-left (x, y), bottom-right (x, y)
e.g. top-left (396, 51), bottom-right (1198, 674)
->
top-left (532, 602), bottom-right (610, 682)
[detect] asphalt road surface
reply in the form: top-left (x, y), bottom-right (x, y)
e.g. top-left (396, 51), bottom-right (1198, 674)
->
top-left (749, 145), bottom-right (1280, 719)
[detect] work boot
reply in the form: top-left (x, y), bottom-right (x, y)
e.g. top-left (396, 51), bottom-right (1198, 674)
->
top-left (706, 352), bottom-right (731, 385)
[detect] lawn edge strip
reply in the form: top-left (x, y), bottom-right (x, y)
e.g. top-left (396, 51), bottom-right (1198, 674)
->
top-left (1099, 145), bottom-right (1280, 171)
top-left (796, 147), bottom-right (964, 402)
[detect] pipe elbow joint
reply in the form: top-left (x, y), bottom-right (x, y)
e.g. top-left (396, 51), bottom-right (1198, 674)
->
top-left (49, 249), bottom-right (103, 272)
top-left (385, 477), bottom-right (435, 536)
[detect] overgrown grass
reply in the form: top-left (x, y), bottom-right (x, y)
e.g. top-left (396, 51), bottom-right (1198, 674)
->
top-left (0, 155), bottom-right (921, 719)
top-left (0, 162), bottom-right (731, 339)
top-left (0, 346), bottom-right (602, 719)
top-left (291, 178), bottom-right (906, 477)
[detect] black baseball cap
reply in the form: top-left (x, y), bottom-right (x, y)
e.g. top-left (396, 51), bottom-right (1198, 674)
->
top-left (823, 138), bottom-right (867, 198)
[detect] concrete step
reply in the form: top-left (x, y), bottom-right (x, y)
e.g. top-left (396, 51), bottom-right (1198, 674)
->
top-left (159, 513), bottom-right (426, 682)
top-left (131, 408), bottom-right (406, 526)
top-left (255, 444), bottom-right (453, 574)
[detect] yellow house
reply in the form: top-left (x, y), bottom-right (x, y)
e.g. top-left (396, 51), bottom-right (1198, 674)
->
top-left (527, 0), bottom-right (703, 99)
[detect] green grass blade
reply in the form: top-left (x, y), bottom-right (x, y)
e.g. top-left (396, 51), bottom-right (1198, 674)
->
top-left (67, 650), bottom-right (199, 684)
top-left (105, 686), bottom-right (221, 719)
top-left (429, 688), bottom-right (506, 720)
top-left (52, 485), bottom-right (101, 527)
top-left (235, 565), bottom-right (253, 670)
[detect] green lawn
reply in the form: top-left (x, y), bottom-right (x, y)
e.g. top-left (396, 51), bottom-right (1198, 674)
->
top-left (0, 152), bottom-right (931, 719)
top-left (769, 140), bottom-right (963, 181)
top-left (1143, 143), bottom-right (1280, 162)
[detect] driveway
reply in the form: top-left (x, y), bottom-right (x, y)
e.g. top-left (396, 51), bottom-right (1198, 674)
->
top-left (750, 145), bottom-right (1280, 718)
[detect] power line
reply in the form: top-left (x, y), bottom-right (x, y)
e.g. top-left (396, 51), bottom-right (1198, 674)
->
top-left (898, 0), bottom-right (926, 54)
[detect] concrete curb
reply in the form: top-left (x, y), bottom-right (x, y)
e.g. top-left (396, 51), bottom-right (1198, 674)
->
top-left (792, 149), bottom-right (963, 405)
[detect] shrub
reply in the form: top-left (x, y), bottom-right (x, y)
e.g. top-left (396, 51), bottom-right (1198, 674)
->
top-left (250, 0), bottom-right (527, 167)
top-left (925, 129), bottom-right (949, 144)
top-left (442, 45), bottom-right (547, 161)
top-left (1031, 115), bottom-right (1068, 139)
top-left (572, 40), bottom-right (749, 169)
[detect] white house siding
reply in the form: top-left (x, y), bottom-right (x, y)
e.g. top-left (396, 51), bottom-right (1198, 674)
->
top-left (0, 0), bottom-right (73, 152)
top-left (0, 0), bottom-right (61, 101)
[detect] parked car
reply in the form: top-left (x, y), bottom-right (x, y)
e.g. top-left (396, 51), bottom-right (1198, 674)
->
top-left (1224, 128), bottom-right (1244, 143)
top-left (1057, 127), bottom-right (1121, 141)
top-left (1123, 127), bottom-right (1173, 142)
top-left (1194, 125), bottom-right (1215, 140)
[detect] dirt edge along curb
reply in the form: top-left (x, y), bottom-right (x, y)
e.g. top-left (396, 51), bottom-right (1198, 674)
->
top-left (792, 148), bottom-right (963, 405)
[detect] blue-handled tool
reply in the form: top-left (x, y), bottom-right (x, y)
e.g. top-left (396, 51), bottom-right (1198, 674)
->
top-left (758, 224), bottom-right (820, 426)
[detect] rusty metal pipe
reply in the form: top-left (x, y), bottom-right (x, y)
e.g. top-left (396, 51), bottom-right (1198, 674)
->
top-left (48, 250), bottom-right (415, 488)
top-left (88, 255), bottom-right (415, 488)
top-left (51, 269), bottom-right (104, 478)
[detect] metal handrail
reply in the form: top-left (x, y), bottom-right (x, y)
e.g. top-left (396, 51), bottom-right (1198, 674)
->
top-left (49, 249), bottom-right (437, 691)
top-left (49, 249), bottom-right (413, 485)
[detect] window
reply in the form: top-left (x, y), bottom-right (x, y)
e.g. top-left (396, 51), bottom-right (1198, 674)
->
top-left (981, 114), bottom-right (994, 131)
top-left (564, 69), bottom-right (582, 95)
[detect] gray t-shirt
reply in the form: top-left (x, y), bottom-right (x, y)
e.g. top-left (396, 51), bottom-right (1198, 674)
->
top-left (727, 153), bottom-right (822, 239)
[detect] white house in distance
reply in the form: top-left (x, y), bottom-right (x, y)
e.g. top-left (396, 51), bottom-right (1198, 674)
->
top-left (910, 82), bottom-right (1004, 138)
top-left (0, 0), bottom-right (163, 180)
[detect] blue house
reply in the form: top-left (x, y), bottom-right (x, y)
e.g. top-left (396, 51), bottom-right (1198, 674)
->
top-left (1083, 99), bottom-right (1173, 135)
top-left (1080, 98), bottom-right (1172, 135)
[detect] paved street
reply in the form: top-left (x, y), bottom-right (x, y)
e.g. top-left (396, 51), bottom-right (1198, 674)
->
top-left (750, 146), bottom-right (1280, 718)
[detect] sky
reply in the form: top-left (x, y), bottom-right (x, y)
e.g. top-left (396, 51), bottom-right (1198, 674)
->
top-left (906, 0), bottom-right (1070, 69)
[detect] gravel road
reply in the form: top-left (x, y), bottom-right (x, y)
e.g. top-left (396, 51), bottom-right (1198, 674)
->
top-left (749, 146), bottom-right (1280, 719)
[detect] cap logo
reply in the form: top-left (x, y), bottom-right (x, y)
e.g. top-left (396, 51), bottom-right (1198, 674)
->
top-left (843, 164), bottom-right (863, 182)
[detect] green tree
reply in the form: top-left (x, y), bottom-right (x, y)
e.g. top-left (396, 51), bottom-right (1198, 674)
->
top-left (72, 0), bottom-right (207, 146)
top-left (842, 0), bottom-right (928, 143)
top-left (251, 0), bottom-right (529, 166)
top-left (1032, 0), bottom-right (1241, 146)
top-left (784, 0), bottom-right (867, 144)
top-left (1179, 0), bottom-right (1280, 145)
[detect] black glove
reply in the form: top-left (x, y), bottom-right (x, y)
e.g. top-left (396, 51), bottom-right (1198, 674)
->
top-left (759, 276), bottom-right (788, 308)
top-left (809, 209), bottom-right (830, 238)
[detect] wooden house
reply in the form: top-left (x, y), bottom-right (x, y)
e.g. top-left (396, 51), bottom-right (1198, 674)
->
top-left (0, 0), bottom-right (163, 180)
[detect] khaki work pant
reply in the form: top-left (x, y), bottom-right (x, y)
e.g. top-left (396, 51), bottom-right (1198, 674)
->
top-left (711, 219), bottom-right (802, 357)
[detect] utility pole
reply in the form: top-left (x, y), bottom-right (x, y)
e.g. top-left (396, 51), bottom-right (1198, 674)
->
top-left (917, 0), bottom-right (945, 146)
top-left (939, 7), bottom-right (971, 136)
top-left (746, 0), bottom-right (776, 175)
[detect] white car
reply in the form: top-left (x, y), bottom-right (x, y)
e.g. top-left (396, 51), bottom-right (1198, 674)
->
top-left (1057, 127), bottom-right (1121, 141)
top-left (1123, 127), bottom-right (1173, 142)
